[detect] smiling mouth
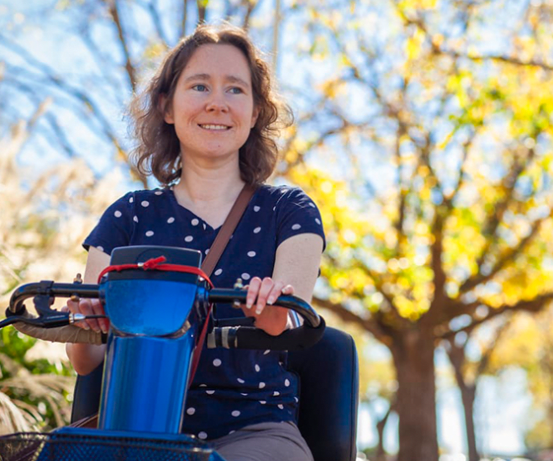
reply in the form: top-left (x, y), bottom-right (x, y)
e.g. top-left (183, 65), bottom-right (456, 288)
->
top-left (199, 124), bottom-right (231, 131)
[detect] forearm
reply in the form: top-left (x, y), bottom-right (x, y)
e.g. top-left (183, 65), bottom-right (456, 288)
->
top-left (66, 343), bottom-right (106, 375)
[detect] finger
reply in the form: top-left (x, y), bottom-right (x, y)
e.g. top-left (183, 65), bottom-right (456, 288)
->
top-left (255, 277), bottom-right (276, 315)
top-left (78, 299), bottom-right (102, 333)
top-left (281, 284), bottom-right (294, 295)
top-left (246, 277), bottom-right (262, 309)
top-left (66, 299), bottom-right (79, 313)
top-left (266, 281), bottom-right (286, 306)
top-left (60, 305), bottom-right (69, 313)
top-left (90, 299), bottom-right (109, 334)
top-left (66, 299), bottom-right (88, 330)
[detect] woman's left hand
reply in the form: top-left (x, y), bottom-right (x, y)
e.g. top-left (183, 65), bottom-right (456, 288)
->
top-left (242, 277), bottom-right (294, 336)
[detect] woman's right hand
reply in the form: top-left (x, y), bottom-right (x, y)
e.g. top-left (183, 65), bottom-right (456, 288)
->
top-left (63, 298), bottom-right (109, 334)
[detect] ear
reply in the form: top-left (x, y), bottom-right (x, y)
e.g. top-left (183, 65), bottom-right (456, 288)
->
top-left (251, 106), bottom-right (260, 129)
top-left (159, 94), bottom-right (174, 124)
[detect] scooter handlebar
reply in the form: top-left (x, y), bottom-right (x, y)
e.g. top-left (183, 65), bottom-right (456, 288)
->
top-left (3, 283), bottom-right (325, 350)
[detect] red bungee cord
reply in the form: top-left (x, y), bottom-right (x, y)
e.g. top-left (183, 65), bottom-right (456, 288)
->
top-left (97, 256), bottom-right (214, 288)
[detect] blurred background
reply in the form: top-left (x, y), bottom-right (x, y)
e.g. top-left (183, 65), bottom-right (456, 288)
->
top-left (1, 0), bottom-right (552, 460)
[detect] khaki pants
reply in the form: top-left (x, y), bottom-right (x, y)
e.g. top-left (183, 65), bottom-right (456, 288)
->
top-left (210, 421), bottom-right (314, 461)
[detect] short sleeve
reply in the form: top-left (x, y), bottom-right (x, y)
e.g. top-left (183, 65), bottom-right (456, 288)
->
top-left (83, 192), bottom-right (135, 255)
top-left (274, 187), bottom-right (325, 250)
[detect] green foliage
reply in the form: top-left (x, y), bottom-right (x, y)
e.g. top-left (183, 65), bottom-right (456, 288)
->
top-left (0, 327), bottom-right (75, 434)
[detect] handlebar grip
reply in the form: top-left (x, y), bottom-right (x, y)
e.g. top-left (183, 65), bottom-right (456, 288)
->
top-left (207, 316), bottom-right (326, 351)
top-left (12, 310), bottom-right (105, 344)
top-left (207, 289), bottom-right (321, 328)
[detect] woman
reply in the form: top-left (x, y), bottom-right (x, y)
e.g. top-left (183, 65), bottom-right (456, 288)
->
top-left (66, 24), bottom-right (324, 461)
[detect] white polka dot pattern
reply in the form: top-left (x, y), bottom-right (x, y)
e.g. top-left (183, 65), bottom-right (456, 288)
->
top-left (83, 185), bottom-right (326, 440)
top-left (198, 432), bottom-right (207, 440)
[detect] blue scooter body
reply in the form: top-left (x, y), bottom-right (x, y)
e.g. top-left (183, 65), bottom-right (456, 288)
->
top-left (54, 247), bottom-right (225, 460)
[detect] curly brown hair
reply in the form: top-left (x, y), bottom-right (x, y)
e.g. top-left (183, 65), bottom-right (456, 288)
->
top-left (129, 24), bottom-right (292, 186)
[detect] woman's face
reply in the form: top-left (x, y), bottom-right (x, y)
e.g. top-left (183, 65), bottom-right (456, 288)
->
top-left (164, 44), bottom-right (258, 163)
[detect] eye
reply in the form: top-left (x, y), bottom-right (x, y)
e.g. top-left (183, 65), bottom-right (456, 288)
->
top-left (192, 84), bottom-right (208, 92)
top-left (229, 87), bottom-right (244, 95)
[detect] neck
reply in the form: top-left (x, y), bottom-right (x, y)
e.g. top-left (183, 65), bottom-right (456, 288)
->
top-left (173, 155), bottom-right (245, 207)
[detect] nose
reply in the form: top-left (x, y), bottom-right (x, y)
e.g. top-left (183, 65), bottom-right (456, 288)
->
top-left (206, 90), bottom-right (229, 112)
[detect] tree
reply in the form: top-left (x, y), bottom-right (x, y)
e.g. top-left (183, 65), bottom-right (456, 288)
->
top-left (283, 1), bottom-right (553, 460)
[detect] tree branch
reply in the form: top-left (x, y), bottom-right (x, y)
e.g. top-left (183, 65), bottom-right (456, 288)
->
top-left (104, 0), bottom-right (137, 91)
top-left (197, 0), bottom-right (207, 24)
top-left (439, 292), bottom-right (553, 340)
top-left (312, 295), bottom-right (394, 347)
top-left (460, 147), bottom-right (536, 293)
top-left (461, 212), bottom-right (548, 294)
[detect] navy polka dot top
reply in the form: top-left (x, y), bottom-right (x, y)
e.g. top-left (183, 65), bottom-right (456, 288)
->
top-left (83, 184), bottom-right (325, 440)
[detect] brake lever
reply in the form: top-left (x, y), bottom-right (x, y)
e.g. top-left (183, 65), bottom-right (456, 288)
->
top-left (0, 310), bottom-right (89, 329)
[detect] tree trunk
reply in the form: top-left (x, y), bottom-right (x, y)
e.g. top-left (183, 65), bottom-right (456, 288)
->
top-left (446, 340), bottom-right (480, 461)
top-left (375, 400), bottom-right (395, 461)
top-left (459, 384), bottom-right (479, 461)
top-left (391, 329), bottom-right (439, 461)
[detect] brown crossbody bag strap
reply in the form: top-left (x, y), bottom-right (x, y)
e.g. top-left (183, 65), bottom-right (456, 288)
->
top-left (200, 183), bottom-right (257, 276)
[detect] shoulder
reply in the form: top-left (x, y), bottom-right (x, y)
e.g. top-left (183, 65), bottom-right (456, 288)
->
top-left (103, 188), bottom-right (173, 218)
top-left (255, 184), bottom-right (317, 208)
top-left (123, 188), bottom-right (174, 210)
top-left (255, 184), bottom-right (324, 242)
top-left (130, 188), bottom-right (167, 202)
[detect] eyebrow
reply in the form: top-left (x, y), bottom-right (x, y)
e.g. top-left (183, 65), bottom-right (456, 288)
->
top-left (184, 73), bottom-right (250, 87)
